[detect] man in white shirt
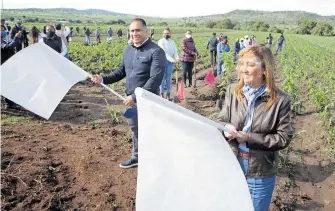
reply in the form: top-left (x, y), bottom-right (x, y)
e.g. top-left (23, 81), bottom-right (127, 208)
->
top-left (158, 28), bottom-right (179, 100)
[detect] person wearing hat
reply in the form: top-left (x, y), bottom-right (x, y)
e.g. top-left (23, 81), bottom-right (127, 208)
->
top-left (216, 35), bottom-right (230, 76)
top-left (234, 38), bottom-right (241, 62)
top-left (207, 32), bottom-right (219, 67)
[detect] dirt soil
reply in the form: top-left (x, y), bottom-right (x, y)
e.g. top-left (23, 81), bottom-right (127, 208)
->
top-left (1, 67), bottom-right (335, 211)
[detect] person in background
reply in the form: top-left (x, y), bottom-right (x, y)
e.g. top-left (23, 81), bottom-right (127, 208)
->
top-left (127, 29), bottom-right (131, 44)
top-left (243, 35), bottom-right (250, 48)
top-left (217, 44), bottom-right (293, 211)
top-left (85, 28), bottom-right (91, 45)
top-left (41, 25), bottom-right (67, 56)
top-left (76, 26), bottom-right (80, 36)
top-left (1, 19), bottom-right (9, 41)
top-left (91, 18), bottom-right (166, 169)
top-left (68, 27), bottom-right (73, 42)
top-left (107, 27), bottom-right (113, 42)
top-left (12, 22), bottom-right (23, 51)
top-left (217, 35), bottom-right (230, 76)
top-left (234, 38), bottom-right (241, 63)
top-left (29, 26), bottom-right (46, 44)
top-left (251, 35), bottom-right (257, 46)
top-left (180, 30), bottom-right (199, 88)
top-left (239, 38), bottom-right (245, 50)
top-left (117, 29), bottom-right (123, 39)
top-left (266, 33), bottom-right (273, 48)
top-left (150, 27), bottom-right (155, 39)
top-left (95, 27), bottom-right (102, 43)
top-left (158, 27), bottom-right (179, 100)
top-left (275, 33), bottom-right (285, 55)
top-left (206, 32), bottom-right (219, 67)
top-left (22, 27), bottom-right (29, 48)
top-left (55, 23), bottom-right (70, 57)
top-left (1, 25), bottom-right (22, 109)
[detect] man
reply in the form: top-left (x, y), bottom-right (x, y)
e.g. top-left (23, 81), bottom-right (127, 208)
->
top-left (216, 35), bottom-right (230, 76)
top-left (91, 18), bottom-right (166, 168)
top-left (95, 27), bottom-right (102, 43)
top-left (243, 35), bottom-right (250, 48)
top-left (42, 25), bottom-right (67, 56)
top-left (275, 33), bottom-right (285, 55)
top-left (1, 25), bottom-right (22, 109)
top-left (206, 32), bottom-right (219, 67)
top-left (12, 22), bottom-right (23, 51)
top-left (107, 27), bottom-right (113, 42)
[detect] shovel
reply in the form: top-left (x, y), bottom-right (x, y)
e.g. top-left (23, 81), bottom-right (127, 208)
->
top-left (173, 63), bottom-right (181, 103)
top-left (193, 56), bottom-right (197, 88)
top-left (99, 83), bottom-right (137, 119)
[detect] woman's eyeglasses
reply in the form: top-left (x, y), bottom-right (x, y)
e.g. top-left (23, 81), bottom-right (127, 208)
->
top-left (237, 60), bottom-right (263, 68)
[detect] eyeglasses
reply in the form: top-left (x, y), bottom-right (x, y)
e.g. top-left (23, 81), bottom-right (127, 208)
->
top-left (237, 60), bottom-right (263, 68)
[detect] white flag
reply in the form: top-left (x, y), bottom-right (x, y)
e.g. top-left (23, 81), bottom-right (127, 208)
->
top-left (0, 42), bottom-right (90, 119)
top-left (135, 88), bottom-right (254, 211)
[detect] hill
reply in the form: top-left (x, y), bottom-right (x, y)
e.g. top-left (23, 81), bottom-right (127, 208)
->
top-left (2, 8), bottom-right (335, 26)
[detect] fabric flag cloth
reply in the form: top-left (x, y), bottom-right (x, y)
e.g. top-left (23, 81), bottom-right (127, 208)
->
top-left (135, 87), bottom-right (254, 211)
top-left (177, 81), bottom-right (185, 100)
top-left (204, 70), bottom-right (215, 85)
top-left (0, 42), bottom-right (90, 119)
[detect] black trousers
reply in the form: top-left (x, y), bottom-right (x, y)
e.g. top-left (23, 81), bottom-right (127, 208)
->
top-left (181, 61), bottom-right (194, 86)
top-left (210, 50), bottom-right (217, 66)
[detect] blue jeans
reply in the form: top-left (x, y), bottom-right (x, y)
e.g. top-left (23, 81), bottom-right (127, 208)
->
top-left (160, 61), bottom-right (174, 94)
top-left (217, 59), bottom-right (224, 76)
top-left (238, 156), bottom-right (276, 211)
top-left (127, 108), bottom-right (138, 159)
top-left (86, 36), bottom-right (91, 44)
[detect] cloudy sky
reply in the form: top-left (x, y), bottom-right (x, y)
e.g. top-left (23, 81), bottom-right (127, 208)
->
top-left (4, 0), bottom-right (335, 17)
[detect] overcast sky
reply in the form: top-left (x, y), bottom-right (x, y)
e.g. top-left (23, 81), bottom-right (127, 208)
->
top-left (4, 0), bottom-right (335, 17)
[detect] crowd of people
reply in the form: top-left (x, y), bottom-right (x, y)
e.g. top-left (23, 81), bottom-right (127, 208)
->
top-left (2, 17), bottom-right (291, 211)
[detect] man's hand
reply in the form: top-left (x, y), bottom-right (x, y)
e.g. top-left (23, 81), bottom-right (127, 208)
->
top-left (91, 75), bottom-right (103, 84)
top-left (123, 96), bottom-right (135, 106)
top-left (236, 131), bottom-right (249, 143)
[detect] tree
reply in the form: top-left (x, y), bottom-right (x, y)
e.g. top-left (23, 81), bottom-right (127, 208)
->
top-left (35, 17), bottom-right (39, 22)
top-left (268, 26), bottom-right (283, 33)
top-left (9, 17), bottom-right (15, 21)
top-left (22, 15), bottom-right (26, 19)
top-left (250, 21), bottom-right (269, 32)
top-left (159, 22), bottom-right (168, 26)
top-left (216, 18), bottom-right (234, 29)
top-left (297, 19), bottom-right (317, 35)
top-left (117, 19), bottom-right (126, 25)
top-left (312, 22), bottom-right (333, 36)
top-left (205, 20), bottom-right (217, 29)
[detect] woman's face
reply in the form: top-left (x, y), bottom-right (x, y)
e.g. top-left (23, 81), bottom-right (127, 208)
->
top-left (185, 31), bottom-right (192, 38)
top-left (238, 55), bottom-right (265, 86)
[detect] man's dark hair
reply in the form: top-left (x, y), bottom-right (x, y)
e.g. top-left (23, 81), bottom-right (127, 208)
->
top-left (131, 18), bottom-right (147, 28)
top-left (55, 23), bottom-right (62, 30)
top-left (1, 19), bottom-right (5, 23)
top-left (212, 32), bottom-right (216, 36)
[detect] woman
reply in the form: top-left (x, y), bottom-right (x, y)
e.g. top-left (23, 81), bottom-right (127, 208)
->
top-left (29, 26), bottom-right (45, 44)
top-left (217, 44), bottom-right (293, 211)
top-left (158, 28), bottom-right (179, 100)
top-left (180, 30), bottom-right (198, 88)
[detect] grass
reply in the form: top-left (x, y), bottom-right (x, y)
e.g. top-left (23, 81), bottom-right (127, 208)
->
top-left (1, 115), bottom-right (32, 126)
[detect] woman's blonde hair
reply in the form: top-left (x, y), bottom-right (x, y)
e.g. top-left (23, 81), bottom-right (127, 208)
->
top-left (234, 44), bottom-right (278, 110)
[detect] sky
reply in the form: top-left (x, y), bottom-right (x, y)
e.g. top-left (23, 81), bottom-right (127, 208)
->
top-left (3, 0), bottom-right (335, 18)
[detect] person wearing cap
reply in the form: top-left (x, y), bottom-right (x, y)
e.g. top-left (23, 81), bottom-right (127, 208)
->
top-left (216, 35), bottom-right (230, 76)
top-left (234, 38), bottom-right (241, 62)
top-left (207, 32), bottom-right (219, 67)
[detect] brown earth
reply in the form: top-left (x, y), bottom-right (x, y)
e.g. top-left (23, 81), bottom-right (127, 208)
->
top-left (1, 67), bottom-right (334, 211)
